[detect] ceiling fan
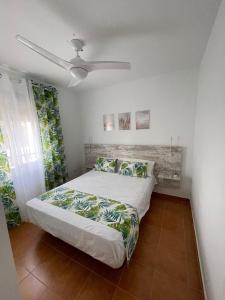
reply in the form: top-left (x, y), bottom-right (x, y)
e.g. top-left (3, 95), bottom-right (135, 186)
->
top-left (16, 35), bottom-right (131, 87)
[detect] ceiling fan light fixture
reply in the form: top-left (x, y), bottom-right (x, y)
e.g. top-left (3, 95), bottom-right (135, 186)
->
top-left (70, 67), bottom-right (88, 80)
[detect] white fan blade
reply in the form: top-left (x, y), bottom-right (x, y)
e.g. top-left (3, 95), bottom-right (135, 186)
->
top-left (68, 77), bottom-right (82, 87)
top-left (16, 35), bottom-right (73, 71)
top-left (85, 61), bottom-right (131, 72)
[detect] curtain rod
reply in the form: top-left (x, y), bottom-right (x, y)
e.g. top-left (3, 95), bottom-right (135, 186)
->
top-left (31, 81), bottom-right (57, 90)
top-left (0, 66), bottom-right (26, 77)
top-left (0, 72), bottom-right (23, 83)
top-left (0, 66), bottom-right (55, 87)
top-left (0, 72), bottom-right (56, 90)
top-left (29, 77), bottom-right (57, 89)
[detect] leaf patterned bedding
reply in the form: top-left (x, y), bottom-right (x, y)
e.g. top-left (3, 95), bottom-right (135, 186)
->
top-left (38, 186), bottom-right (139, 262)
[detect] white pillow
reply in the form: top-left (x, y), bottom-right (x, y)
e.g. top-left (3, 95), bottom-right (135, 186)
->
top-left (117, 157), bottom-right (155, 176)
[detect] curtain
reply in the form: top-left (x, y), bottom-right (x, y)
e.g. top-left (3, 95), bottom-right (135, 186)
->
top-left (0, 73), bottom-right (45, 220)
top-left (0, 127), bottom-right (21, 227)
top-left (31, 82), bottom-right (68, 191)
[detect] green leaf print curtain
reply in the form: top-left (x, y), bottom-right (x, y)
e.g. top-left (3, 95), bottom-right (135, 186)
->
top-left (0, 128), bottom-right (21, 227)
top-left (31, 82), bottom-right (68, 191)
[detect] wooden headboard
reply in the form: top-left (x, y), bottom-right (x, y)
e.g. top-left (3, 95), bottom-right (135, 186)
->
top-left (84, 144), bottom-right (183, 178)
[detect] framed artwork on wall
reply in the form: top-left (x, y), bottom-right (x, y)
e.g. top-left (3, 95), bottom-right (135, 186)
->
top-left (136, 110), bottom-right (150, 129)
top-left (118, 112), bottom-right (131, 130)
top-left (103, 113), bottom-right (115, 131)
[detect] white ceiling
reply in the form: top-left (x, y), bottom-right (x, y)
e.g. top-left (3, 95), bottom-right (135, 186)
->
top-left (0, 0), bottom-right (221, 90)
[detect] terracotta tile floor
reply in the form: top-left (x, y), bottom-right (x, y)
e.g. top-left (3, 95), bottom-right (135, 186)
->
top-left (9, 193), bottom-right (204, 300)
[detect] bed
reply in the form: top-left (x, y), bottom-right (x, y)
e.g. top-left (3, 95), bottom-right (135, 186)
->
top-left (26, 169), bottom-right (156, 268)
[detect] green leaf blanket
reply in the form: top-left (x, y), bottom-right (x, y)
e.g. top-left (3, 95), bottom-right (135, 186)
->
top-left (38, 186), bottom-right (139, 262)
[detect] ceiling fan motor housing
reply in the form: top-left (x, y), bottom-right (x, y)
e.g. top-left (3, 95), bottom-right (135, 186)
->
top-left (70, 39), bottom-right (85, 51)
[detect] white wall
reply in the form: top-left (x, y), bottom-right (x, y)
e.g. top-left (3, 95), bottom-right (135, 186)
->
top-left (0, 203), bottom-right (21, 300)
top-left (192, 1), bottom-right (225, 299)
top-left (58, 88), bottom-right (82, 179)
top-left (78, 68), bottom-right (198, 198)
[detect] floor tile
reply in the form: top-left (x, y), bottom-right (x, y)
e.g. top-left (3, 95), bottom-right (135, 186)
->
top-left (11, 233), bottom-right (46, 262)
top-left (42, 233), bottom-right (79, 258)
top-left (18, 241), bottom-right (57, 272)
top-left (19, 273), bottom-right (47, 300)
top-left (39, 288), bottom-right (64, 300)
top-left (32, 253), bottom-right (90, 300)
top-left (164, 197), bottom-right (187, 212)
top-left (45, 260), bottom-right (90, 299)
top-left (14, 257), bottom-right (30, 283)
top-left (139, 223), bottom-right (161, 249)
top-left (113, 287), bottom-right (139, 300)
top-left (119, 260), bottom-right (154, 299)
top-left (151, 270), bottom-right (186, 300)
top-left (185, 289), bottom-right (204, 300)
top-left (71, 247), bottom-right (103, 271)
top-left (155, 245), bottom-right (187, 283)
top-left (186, 257), bottom-right (203, 292)
top-left (159, 228), bottom-right (186, 257)
top-left (11, 236), bottom-right (36, 261)
top-left (142, 197), bottom-right (165, 228)
top-left (149, 200), bottom-right (165, 213)
top-left (10, 223), bottom-right (44, 250)
top-left (184, 204), bottom-right (192, 215)
top-left (71, 245), bottom-right (124, 286)
top-left (91, 260), bottom-right (124, 285)
top-left (184, 226), bottom-right (198, 259)
top-left (132, 239), bottom-right (158, 267)
top-left (9, 222), bottom-right (44, 241)
top-left (76, 273), bottom-right (115, 300)
top-left (31, 250), bottom-right (70, 287)
top-left (162, 208), bottom-right (184, 236)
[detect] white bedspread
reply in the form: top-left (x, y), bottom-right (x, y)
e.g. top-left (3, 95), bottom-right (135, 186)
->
top-left (26, 170), bottom-right (156, 268)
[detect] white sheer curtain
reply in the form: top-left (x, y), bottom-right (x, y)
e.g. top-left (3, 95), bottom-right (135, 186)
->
top-left (0, 72), bottom-right (45, 220)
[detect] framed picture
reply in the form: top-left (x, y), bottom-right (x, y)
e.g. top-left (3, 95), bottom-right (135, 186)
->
top-left (118, 112), bottom-right (131, 130)
top-left (136, 110), bottom-right (150, 129)
top-left (103, 113), bottom-right (115, 131)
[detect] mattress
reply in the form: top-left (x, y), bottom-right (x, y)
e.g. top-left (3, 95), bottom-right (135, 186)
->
top-left (26, 170), bottom-right (156, 268)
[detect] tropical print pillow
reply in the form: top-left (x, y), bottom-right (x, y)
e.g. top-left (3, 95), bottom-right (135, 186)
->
top-left (95, 157), bottom-right (117, 173)
top-left (119, 161), bottom-right (147, 178)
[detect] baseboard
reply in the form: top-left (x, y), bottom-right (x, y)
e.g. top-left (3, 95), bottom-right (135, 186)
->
top-left (152, 191), bottom-right (189, 201)
top-left (189, 199), bottom-right (208, 300)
